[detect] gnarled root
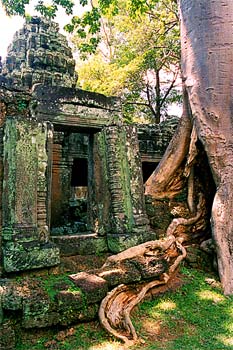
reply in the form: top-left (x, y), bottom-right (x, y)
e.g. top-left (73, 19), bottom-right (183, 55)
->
top-left (98, 237), bottom-right (186, 345)
top-left (98, 190), bottom-right (205, 345)
top-left (166, 192), bottom-right (205, 240)
top-left (99, 116), bottom-right (209, 343)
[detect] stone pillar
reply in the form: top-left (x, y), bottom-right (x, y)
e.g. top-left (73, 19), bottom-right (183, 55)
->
top-left (50, 131), bottom-right (73, 228)
top-left (99, 125), bottom-right (152, 252)
top-left (92, 132), bottom-right (112, 236)
top-left (2, 117), bottom-right (59, 272)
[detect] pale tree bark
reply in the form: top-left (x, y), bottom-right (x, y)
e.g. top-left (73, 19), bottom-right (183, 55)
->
top-left (180, 0), bottom-right (233, 295)
top-left (146, 0), bottom-right (233, 295)
top-left (145, 86), bottom-right (192, 199)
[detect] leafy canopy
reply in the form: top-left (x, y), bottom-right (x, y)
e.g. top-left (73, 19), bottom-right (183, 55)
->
top-left (74, 0), bottom-right (180, 122)
top-left (1, 0), bottom-right (74, 18)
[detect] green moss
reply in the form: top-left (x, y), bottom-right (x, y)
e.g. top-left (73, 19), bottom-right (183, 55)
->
top-left (118, 129), bottom-right (134, 231)
top-left (173, 188), bottom-right (188, 202)
top-left (43, 274), bottom-right (81, 301)
top-left (3, 240), bottom-right (60, 272)
top-left (17, 101), bottom-right (27, 112)
top-left (97, 132), bottom-right (108, 185)
top-left (95, 132), bottom-right (112, 234)
top-left (3, 118), bottom-right (45, 228)
top-left (3, 118), bottom-right (18, 227)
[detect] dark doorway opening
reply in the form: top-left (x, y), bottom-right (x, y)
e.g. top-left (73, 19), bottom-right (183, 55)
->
top-left (142, 161), bottom-right (159, 183)
top-left (71, 158), bottom-right (88, 187)
top-left (50, 132), bottom-right (90, 235)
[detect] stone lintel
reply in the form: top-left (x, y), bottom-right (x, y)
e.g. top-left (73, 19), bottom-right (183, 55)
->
top-left (31, 85), bottom-right (122, 129)
top-left (32, 85), bottom-right (122, 111)
top-left (51, 234), bottom-right (108, 256)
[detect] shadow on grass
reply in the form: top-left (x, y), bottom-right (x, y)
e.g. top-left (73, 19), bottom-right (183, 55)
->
top-left (133, 267), bottom-right (233, 350)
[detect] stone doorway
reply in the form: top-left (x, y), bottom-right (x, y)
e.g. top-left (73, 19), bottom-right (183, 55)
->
top-left (50, 130), bottom-right (92, 236)
top-left (141, 161), bottom-right (159, 183)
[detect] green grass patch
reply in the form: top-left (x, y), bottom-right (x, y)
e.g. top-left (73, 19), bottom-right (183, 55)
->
top-left (16, 267), bottom-right (233, 350)
top-left (133, 267), bottom-right (233, 350)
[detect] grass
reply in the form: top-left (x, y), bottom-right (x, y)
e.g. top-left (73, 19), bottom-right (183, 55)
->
top-left (133, 267), bottom-right (233, 350)
top-left (16, 267), bottom-right (233, 350)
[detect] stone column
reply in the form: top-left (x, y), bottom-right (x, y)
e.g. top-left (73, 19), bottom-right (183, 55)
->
top-left (2, 117), bottom-right (59, 272)
top-left (50, 131), bottom-right (73, 228)
top-left (100, 125), bottom-right (151, 252)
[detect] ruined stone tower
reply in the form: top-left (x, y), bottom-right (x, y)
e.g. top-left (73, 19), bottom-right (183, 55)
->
top-left (0, 17), bottom-right (176, 275)
top-left (1, 16), bottom-right (77, 88)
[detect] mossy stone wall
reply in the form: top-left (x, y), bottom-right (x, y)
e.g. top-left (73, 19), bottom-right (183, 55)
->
top-left (2, 117), bottom-right (60, 272)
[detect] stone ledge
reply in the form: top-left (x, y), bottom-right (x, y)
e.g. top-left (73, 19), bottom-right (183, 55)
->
top-left (3, 241), bottom-right (60, 272)
top-left (52, 234), bottom-right (108, 256)
top-left (107, 230), bottom-right (158, 253)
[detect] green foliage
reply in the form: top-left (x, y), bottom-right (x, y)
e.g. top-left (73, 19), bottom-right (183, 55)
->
top-left (1, 0), bottom-right (74, 18)
top-left (34, 1), bottom-right (57, 19)
top-left (1, 0), bottom-right (29, 16)
top-left (76, 0), bottom-right (181, 122)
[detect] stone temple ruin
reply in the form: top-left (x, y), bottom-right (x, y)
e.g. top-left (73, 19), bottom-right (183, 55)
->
top-left (0, 17), bottom-right (177, 275)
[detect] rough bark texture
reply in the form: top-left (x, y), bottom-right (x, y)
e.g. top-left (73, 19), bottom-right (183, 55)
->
top-left (146, 0), bottom-right (233, 295)
top-left (180, 0), bottom-right (233, 295)
top-left (98, 235), bottom-right (187, 345)
top-left (97, 186), bottom-right (206, 344)
top-left (145, 90), bottom-right (192, 199)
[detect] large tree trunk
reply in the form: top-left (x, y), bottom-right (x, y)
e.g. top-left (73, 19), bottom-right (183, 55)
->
top-left (180, 0), bottom-right (233, 295)
top-left (146, 0), bottom-right (233, 295)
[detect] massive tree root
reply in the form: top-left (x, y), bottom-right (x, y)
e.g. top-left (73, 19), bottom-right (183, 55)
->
top-left (97, 80), bottom-right (211, 345)
top-left (99, 237), bottom-right (186, 345)
top-left (98, 189), bottom-right (205, 344)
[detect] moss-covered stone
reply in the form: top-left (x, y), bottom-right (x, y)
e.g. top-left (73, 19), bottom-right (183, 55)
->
top-left (1, 16), bottom-right (77, 89)
top-left (185, 245), bottom-right (214, 271)
top-left (107, 230), bottom-right (157, 253)
top-left (145, 196), bottom-right (172, 234)
top-left (0, 323), bottom-right (15, 350)
top-left (98, 264), bottom-right (141, 287)
top-left (69, 272), bottom-right (108, 304)
top-left (52, 234), bottom-right (108, 256)
top-left (3, 241), bottom-right (60, 272)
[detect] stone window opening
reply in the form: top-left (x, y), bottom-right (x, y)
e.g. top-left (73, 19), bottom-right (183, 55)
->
top-left (71, 158), bottom-right (88, 187)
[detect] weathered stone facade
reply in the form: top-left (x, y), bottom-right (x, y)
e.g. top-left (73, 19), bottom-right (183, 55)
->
top-left (1, 17), bottom-right (77, 88)
top-left (0, 17), bottom-right (177, 276)
top-left (0, 17), bottom-right (181, 347)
